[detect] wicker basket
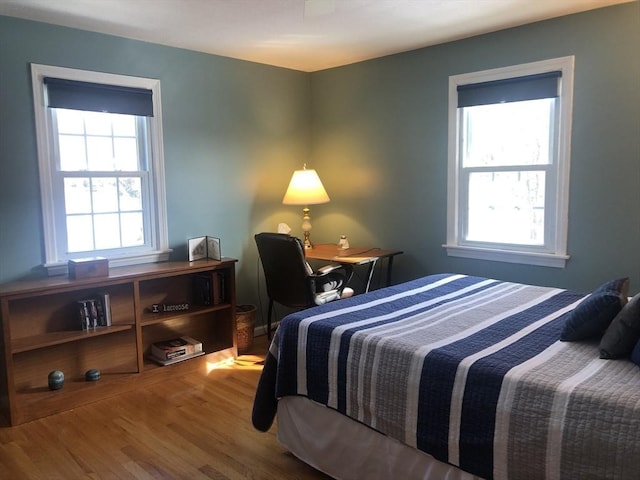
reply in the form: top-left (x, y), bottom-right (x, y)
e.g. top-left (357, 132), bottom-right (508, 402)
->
top-left (236, 304), bottom-right (257, 354)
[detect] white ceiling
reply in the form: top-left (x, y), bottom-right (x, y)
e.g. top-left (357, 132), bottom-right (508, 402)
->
top-left (0, 0), bottom-right (633, 72)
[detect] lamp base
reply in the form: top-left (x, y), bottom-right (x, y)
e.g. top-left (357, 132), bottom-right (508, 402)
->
top-left (302, 231), bottom-right (313, 249)
top-left (302, 207), bottom-right (314, 249)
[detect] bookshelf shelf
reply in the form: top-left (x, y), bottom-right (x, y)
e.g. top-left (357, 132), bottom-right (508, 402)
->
top-left (140, 303), bottom-right (231, 327)
top-left (0, 259), bottom-right (237, 426)
top-left (11, 325), bottom-right (134, 354)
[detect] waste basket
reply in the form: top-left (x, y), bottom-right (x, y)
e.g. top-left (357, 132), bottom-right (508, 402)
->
top-left (236, 304), bottom-right (256, 354)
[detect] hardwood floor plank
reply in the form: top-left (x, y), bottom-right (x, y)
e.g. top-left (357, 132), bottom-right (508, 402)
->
top-left (0, 335), bottom-right (330, 479)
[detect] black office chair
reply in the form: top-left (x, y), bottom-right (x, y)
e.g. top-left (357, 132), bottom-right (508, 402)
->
top-left (255, 232), bottom-right (354, 339)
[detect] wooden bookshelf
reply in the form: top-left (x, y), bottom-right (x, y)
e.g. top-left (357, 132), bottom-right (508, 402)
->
top-left (0, 259), bottom-right (237, 426)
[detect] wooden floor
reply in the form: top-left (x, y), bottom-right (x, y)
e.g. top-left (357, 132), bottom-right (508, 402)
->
top-left (0, 335), bottom-right (331, 479)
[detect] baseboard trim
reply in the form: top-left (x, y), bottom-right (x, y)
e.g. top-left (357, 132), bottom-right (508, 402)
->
top-left (252, 323), bottom-right (277, 338)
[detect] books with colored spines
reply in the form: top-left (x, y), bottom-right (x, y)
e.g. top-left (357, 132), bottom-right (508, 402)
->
top-left (77, 294), bottom-right (112, 330)
top-left (150, 336), bottom-right (203, 364)
top-left (77, 300), bottom-right (92, 331)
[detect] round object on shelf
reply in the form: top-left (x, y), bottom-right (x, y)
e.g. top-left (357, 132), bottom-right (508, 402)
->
top-left (48, 370), bottom-right (64, 390)
top-left (85, 369), bottom-right (101, 381)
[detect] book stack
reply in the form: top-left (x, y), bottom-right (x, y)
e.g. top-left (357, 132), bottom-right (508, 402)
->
top-left (77, 293), bottom-right (112, 331)
top-left (148, 336), bottom-right (204, 366)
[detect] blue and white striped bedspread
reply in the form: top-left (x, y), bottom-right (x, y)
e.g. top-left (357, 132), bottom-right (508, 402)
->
top-left (253, 274), bottom-right (640, 479)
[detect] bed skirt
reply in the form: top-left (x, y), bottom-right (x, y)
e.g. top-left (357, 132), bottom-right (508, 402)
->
top-left (277, 396), bottom-right (482, 480)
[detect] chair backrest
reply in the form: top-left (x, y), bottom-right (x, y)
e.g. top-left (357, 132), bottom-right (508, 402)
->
top-left (254, 232), bottom-right (315, 308)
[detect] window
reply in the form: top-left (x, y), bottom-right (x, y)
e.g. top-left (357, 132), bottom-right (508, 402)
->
top-left (445, 57), bottom-right (574, 267)
top-left (32, 64), bottom-right (169, 274)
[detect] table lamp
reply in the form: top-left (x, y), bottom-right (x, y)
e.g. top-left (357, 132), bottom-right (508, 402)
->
top-left (282, 164), bottom-right (330, 249)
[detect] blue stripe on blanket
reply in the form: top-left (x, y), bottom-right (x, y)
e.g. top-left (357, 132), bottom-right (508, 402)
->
top-left (276, 317), bottom-right (301, 396)
top-left (295, 275), bottom-right (498, 406)
top-left (458, 317), bottom-right (566, 478)
top-left (416, 289), bottom-right (583, 476)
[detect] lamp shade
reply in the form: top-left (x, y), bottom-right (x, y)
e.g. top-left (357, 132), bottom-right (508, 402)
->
top-left (282, 168), bottom-right (330, 205)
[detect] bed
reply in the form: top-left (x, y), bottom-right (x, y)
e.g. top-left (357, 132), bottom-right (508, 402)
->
top-left (252, 273), bottom-right (640, 480)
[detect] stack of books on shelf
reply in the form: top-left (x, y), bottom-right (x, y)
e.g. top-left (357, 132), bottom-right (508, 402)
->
top-left (148, 336), bottom-right (204, 366)
top-left (77, 294), bottom-right (112, 331)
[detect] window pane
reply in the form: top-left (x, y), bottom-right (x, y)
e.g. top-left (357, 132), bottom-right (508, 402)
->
top-left (64, 178), bottom-right (92, 214)
top-left (56, 109), bottom-right (84, 134)
top-left (58, 135), bottom-right (87, 171)
top-left (467, 171), bottom-right (545, 245)
top-left (84, 111), bottom-right (112, 135)
top-left (94, 213), bottom-right (121, 250)
top-left (113, 137), bottom-right (139, 170)
top-left (112, 114), bottom-right (136, 136)
top-left (121, 212), bottom-right (144, 246)
top-left (86, 136), bottom-right (114, 171)
top-left (91, 177), bottom-right (118, 213)
top-left (462, 99), bottom-right (553, 168)
top-left (118, 178), bottom-right (142, 211)
top-left (67, 215), bottom-right (94, 252)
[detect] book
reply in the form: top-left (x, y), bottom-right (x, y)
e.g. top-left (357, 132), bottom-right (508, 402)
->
top-left (77, 300), bottom-right (92, 331)
top-left (212, 271), bottom-right (221, 305)
top-left (218, 271), bottom-right (227, 303)
top-left (192, 273), bottom-right (213, 306)
top-left (150, 336), bottom-right (203, 361)
top-left (100, 293), bottom-right (112, 326)
top-left (94, 297), bottom-right (105, 326)
top-left (87, 299), bottom-right (99, 328)
top-left (148, 351), bottom-right (205, 366)
top-left (188, 236), bottom-right (221, 262)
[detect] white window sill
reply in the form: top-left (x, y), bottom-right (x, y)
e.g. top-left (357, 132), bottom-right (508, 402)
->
top-left (443, 244), bottom-right (569, 268)
top-left (44, 249), bottom-right (173, 276)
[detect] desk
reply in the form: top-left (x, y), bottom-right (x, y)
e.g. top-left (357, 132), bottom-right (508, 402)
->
top-left (305, 244), bottom-right (403, 293)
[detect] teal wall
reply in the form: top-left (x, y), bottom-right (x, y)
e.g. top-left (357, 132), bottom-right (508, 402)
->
top-left (0, 15), bottom-right (310, 318)
top-left (310, 2), bottom-right (640, 293)
top-left (1, 3), bottom-right (639, 329)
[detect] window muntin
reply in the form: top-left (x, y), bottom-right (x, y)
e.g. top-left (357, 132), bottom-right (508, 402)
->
top-left (445, 57), bottom-right (574, 267)
top-left (31, 64), bottom-right (170, 274)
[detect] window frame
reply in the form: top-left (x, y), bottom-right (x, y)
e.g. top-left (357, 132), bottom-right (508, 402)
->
top-left (31, 64), bottom-right (170, 275)
top-left (445, 56), bottom-right (575, 268)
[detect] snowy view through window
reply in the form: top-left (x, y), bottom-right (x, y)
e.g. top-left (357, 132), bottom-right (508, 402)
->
top-left (55, 109), bottom-right (146, 253)
top-left (462, 98), bottom-right (554, 245)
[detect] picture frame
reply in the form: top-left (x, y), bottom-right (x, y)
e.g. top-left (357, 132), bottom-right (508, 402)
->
top-left (188, 236), bottom-right (221, 262)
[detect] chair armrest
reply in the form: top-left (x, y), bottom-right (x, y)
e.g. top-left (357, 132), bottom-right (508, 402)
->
top-left (309, 263), bottom-right (354, 298)
top-left (314, 263), bottom-right (343, 276)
